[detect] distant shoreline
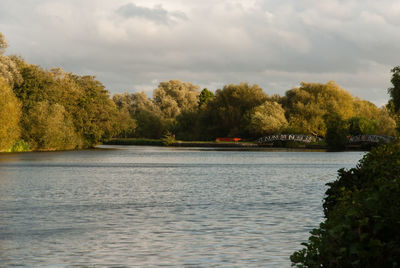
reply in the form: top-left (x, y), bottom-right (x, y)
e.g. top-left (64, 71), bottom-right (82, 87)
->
top-left (103, 138), bottom-right (372, 151)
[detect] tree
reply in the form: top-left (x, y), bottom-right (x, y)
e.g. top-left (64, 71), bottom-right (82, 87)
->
top-left (0, 34), bottom-right (22, 87)
top-left (388, 66), bottom-right (400, 113)
top-left (352, 98), bottom-right (396, 136)
top-left (376, 107), bottom-right (397, 136)
top-left (353, 98), bottom-right (380, 120)
top-left (0, 78), bottom-right (21, 151)
top-left (325, 114), bottom-right (349, 151)
top-left (207, 82), bottom-right (268, 137)
top-left (347, 117), bottom-right (377, 136)
top-left (291, 142), bottom-right (400, 267)
top-left (282, 81), bottom-right (354, 136)
top-left (199, 88), bottom-right (214, 107)
top-left (13, 61), bottom-right (119, 149)
top-left (113, 93), bottom-right (135, 113)
top-left (174, 110), bottom-right (201, 140)
top-left (130, 92), bottom-right (167, 138)
top-left (0, 32), bottom-right (7, 54)
top-left (70, 75), bottom-right (118, 147)
top-left (153, 80), bottom-right (200, 118)
top-left (112, 93), bottom-right (137, 138)
top-left (25, 101), bottom-right (79, 150)
top-left (246, 101), bottom-right (287, 137)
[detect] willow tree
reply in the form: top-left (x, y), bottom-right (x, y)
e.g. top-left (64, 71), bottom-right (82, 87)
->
top-left (153, 80), bottom-right (200, 118)
top-left (282, 81), bottom-right (354, 136)
top-left (246, 100), bottom-right (288, 137)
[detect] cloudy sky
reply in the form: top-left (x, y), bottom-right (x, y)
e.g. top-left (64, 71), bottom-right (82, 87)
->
top-left (1, 0), bottom-right (399, 105)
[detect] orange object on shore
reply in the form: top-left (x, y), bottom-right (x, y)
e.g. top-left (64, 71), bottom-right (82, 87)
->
top-left (216, 137), bottom-right (241, 142)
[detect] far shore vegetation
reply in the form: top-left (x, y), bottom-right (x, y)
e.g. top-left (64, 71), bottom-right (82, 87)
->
top-left (1, 32), bottom-right (400, 152)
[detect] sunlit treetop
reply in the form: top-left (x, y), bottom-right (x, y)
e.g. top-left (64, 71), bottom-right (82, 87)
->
top-left (0, 33), bottom-right (7, 55)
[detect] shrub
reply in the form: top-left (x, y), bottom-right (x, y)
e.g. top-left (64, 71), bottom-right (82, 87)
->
top-left (291, 142), bottom-right (400, 267)
top-left (325, 114), bottom-right (348, 151)
top-left (348, 117), bottom-right (378, 136)
top-left (161, 132), bottom-right (176, 146)
top-left (10, 140), bottom-right (30, 152)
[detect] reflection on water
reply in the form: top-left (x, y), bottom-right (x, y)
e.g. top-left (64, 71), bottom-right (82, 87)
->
top-left (0, 146), bottom-right (364, 267)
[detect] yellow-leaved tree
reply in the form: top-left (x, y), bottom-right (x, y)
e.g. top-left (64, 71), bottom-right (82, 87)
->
top-left (0, 78), bottom-right (21, 151)
top-left (246, 101), bottom-right (288, 137)
top-left (282, 81), bottom-right (354, 136)
top-left (26, 101), bottom-right (79, 150)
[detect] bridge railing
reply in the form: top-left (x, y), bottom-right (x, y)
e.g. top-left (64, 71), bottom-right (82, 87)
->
top-left (258, 134), bottom-right (395, 145)
top-left (346, 135), bottom-right (395, 144)
top-left (258, 134), bottom-right (319, 144)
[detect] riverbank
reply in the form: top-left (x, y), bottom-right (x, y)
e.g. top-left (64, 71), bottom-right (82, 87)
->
top-left (103, 138), bottom-right (382, 151)
top-left (103, 138), bottom-right (333, 149)
top-left (103, 138), bottom-right (259, 148)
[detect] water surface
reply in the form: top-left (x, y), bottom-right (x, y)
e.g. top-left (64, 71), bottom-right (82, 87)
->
top-left (0, 146), bottom-right (364, 267)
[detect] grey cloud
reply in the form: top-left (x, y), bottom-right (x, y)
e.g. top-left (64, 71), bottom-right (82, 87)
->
top-left (1, 0), bottom-right (398, 106)
top-left (116, 3), bottom-right (187, 24)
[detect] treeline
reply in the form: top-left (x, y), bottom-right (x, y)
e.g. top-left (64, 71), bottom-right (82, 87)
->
top-left (0, 33), bottom-right (120, 151)
top-left (1, 32), bottom-right (399, 151)
top-left (114, 80), bottom-right (397, 143)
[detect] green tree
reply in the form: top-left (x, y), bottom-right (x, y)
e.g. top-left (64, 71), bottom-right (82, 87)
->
top-left (113, 92), bottom-right (135, 113)
top-left (199, 88), bottom-right (214, 107)
top-left (325, 114), bottom-right (349, 151)
top-left (246, 101), bottom-right (287, 137)
top-left (0, 78), bottom-right (21, 151)
top-left (353, 98), bottom-right (397, 136)
top-left (348, 117), bottom-right (377, 136)
top-left (70, 75), bottom-right (118, 147)
top-left (291, 142), bottom-right (400, 267)
top-left (174, 110), bottom-right (201, 140)
top-left (207, 82), bottom-right (268, 137)
top-left (130, 92), bottom-right (167, 138)
top-left (376, 107), bottom-right (397, 136)
top-left (112, 93), bottom-right (137, 138)
top-left (25, 101), bottom-right (79, 150)
top-left (388, 66), bottom-right (400, 113)
top-left (13, 61), bottom-right (118, 149)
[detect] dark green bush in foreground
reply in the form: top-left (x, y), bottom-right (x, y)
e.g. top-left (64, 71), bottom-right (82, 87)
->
top-left (291, 142), bottom-right (400, 267)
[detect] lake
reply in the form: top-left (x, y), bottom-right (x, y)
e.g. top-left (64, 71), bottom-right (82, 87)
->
top-left (0, 146), bottom-right (364, 267)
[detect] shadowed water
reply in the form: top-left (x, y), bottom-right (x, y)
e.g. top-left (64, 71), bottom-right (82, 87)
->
top-left (0, 146), bottom-right (364, 267)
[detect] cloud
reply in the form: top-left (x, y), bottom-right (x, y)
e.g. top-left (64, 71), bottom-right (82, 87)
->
top-left (116, 3), bottom-right (187, 24)
top-left (0, 0), bottom-right (398, 105)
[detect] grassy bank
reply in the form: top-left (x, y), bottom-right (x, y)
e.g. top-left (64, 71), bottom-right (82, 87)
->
top-left (103, 138), bottom-right (331, 149)
top-left (104, 138), bottom-right (258, 147)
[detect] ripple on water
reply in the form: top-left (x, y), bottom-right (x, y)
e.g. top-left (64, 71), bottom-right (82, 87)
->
top-left (0, 147), bottom-right (364, 267)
